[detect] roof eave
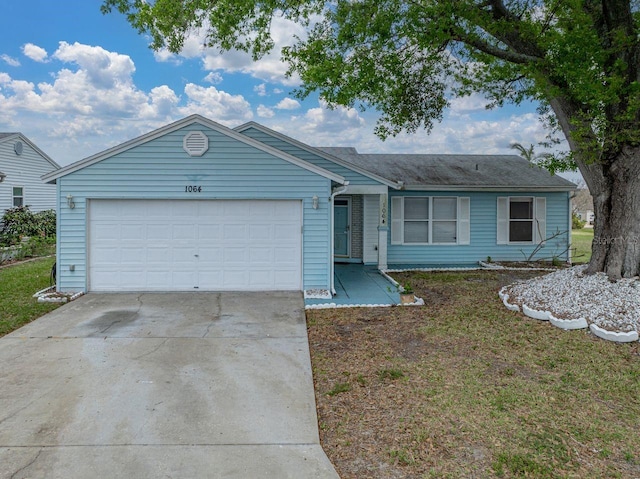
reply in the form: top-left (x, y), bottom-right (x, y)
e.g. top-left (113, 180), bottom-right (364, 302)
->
top-left (401, 184), bottom-right (577, 192)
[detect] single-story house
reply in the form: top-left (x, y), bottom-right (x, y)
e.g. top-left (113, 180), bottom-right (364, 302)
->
top-left (42, 115), bottom-right (576, 295)
top-left (0, 133), bottom-right (59, 212)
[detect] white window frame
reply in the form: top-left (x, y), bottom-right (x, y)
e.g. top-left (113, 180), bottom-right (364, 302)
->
top-left (12, 186), bottom-right (24, 207)
top-left (391, 196), bottom-right (470, 245)
top-left (508, 196), bottom-right (534, 243)
top-left (497, 196), bottom-right (547, 245)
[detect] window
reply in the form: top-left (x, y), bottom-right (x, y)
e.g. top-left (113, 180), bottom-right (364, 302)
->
top-left (404, 197), bottom-right (429, 243)
top-left (496, 196), bottom-right (546, 245)
top-left (12, 187), bottom-right (23, 207)
top-left (509, 197), bottom-right (533, 242)
top-left (391, 196), bottom-right (470, 245)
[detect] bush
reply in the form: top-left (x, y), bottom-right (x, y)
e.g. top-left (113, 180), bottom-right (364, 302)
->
top-left (0, 206), bottom-right (56, 246)
top-left (572, 213), bottom-right (586, 230)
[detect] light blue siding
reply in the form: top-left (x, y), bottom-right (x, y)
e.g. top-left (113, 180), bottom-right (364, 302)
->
top-left (387, 191), bottom-right (571, 265)
top-left (58, 124), bottom-right (332, 292)
top-left (240, 127), bottom-right (384, 186)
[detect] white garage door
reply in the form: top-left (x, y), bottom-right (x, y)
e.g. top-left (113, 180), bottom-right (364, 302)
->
top-left (88, 199), bottom-right (302, 291)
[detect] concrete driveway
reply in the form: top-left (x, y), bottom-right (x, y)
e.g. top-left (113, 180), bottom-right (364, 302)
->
top-left (0, 292), bottom-right (339, 478)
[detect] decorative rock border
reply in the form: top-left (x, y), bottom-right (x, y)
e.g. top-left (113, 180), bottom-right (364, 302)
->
top-left (522, 304), bottom-right (551, 321)
top-left (549, 314), bottom-right (588, 330)
top-left (499, 288), bottom-right (637, 342)
top-left (304, 289), bottom-right (331, 299)
top-left (589, 324), bottom-right (639, 343)
top-left (33, 286), bottom-right (84, 304)
top-left (498, 287), bottom-right (520, 312)
top-left (479, 261), bottom-right (556, 271)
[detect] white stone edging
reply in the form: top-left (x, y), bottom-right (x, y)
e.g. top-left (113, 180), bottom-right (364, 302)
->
top-left (33, 287), bottom-right (85, 304)
top-left (589, 323), bottom-right (639, 343)
top-left (549, 314), bottom-right (588, 330)
top-left (304, 289), bottom-right (331, 299)
top-left (498, 288), bottom-right (520, 312)
top-left (522, 303), bottom-right (551, 321)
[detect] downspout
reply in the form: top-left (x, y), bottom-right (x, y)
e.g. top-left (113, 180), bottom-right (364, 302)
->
top-left (330, 182), bottom-right (349, 295)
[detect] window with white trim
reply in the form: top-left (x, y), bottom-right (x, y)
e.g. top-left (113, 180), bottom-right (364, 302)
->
top-left (509, 197), bottom-right (533, 242)
top-left (496, 196), bottom-right (546, 244)
top-left (12, 187), bottom-right (23, 207)
top-left (391, 196), bottom-right (470, 245)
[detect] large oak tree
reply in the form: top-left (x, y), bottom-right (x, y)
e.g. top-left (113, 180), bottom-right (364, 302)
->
top-left (103, 0), bottom-right (640, 279)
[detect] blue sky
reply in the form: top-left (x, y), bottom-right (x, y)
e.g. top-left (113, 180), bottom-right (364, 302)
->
top-left (0, 0), bottom-right (571, 176)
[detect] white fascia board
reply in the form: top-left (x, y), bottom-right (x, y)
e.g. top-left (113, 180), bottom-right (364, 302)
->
top-left (42, 115), bottom-right (346, 185)
top-left (402, 184), bottom-right (577, 192)
top-left (235, 121), bottom-right (399, 189)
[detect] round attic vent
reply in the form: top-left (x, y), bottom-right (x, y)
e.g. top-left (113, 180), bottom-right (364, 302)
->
top-left (14, 141), bottom-right (23, 156)
top-left (183, 131), bottom-right (209, 157)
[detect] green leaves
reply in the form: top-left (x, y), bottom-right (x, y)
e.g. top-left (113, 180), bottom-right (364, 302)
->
top-left (102, 0), bottom-right (640, 163)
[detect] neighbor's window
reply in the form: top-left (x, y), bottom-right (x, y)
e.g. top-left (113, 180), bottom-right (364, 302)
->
top-left (12, 187), bottom-right (23, 207)
top-left (403, 197), bottom-right (430, 243)
top-left (509, 197), bottom-right (533, 242)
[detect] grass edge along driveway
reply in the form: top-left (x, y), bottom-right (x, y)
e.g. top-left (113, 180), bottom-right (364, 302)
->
top-left (0, 257), bottom-right (60, 337)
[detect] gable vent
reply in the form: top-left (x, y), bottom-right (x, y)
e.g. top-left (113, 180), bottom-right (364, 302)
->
top-left (183, 131), bottom-right (209, 156)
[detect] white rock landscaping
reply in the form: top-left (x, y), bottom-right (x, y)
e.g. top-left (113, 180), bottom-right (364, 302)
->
top-left (501, 265), bottom-right (640, 342)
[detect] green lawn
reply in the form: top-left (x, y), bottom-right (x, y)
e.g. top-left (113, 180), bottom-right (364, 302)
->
top-left (308, 269), bottom-right (640, 478)
top-left (571, 228), bottom-right (594, 263)
top-left (0, 257), bottom-right (61, 337)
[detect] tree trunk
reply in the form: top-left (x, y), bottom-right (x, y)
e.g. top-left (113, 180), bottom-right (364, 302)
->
top-left (581, 148), bottom-right (640, 279)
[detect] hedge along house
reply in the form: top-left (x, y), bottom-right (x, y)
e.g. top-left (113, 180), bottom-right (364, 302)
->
top-left (43, 115), bottom-right (576, 296)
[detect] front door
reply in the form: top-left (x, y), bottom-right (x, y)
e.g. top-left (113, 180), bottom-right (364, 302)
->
top-left (334, 197), bottom-right (350, 257)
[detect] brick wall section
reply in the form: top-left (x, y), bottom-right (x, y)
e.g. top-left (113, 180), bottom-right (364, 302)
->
top-left (351, 195), bottom-right (363, 260)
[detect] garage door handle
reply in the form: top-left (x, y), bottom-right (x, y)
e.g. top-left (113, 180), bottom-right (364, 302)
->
top-left (194, 254), bottom-right (199, 257)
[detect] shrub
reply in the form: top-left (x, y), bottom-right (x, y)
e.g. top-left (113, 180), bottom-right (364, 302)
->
top-left (0, 206), bottom-right (56, 246)
top-left (572, 213), bottom-right (586, 230)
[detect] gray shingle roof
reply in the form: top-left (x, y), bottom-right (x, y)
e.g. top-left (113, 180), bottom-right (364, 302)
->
top-left (318, 148), bottom-right (576, 190)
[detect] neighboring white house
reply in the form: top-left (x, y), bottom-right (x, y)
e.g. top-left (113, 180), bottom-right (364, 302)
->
top-left (0, 133), bottom-right (59, 212)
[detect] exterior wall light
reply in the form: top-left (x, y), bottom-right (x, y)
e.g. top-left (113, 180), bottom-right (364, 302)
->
top-left (312, 195), bottom-right (319, 210)
top-left (66, 194), bottom-right (75, 209)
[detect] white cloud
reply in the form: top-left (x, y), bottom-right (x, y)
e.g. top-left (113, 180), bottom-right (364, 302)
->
top-left (254, 83), bottom-right (267, 96)
top-left (275, 98), bottom-right (300, 110)
top-left (22, 43), bottom-right (48, 62)
top-left (257, 104), bottom-right (275, 118)
top-left (159, 16), bottom-right (304, 86)
top-left (449, 94), bottom-right (490, 114)
top-left (1, 54), bottom-right (20, 67)
top-left (178, 84), bottom-right (253, 123)
top-left (204, 72), bottom-right (223, 84)
top-left (0, 42), bottom-right (257, 164)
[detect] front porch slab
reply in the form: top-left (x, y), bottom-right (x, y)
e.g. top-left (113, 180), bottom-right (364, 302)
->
top-left (305, 264), bottom-right (400, 308)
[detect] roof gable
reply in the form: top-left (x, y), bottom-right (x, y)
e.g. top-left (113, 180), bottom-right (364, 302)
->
top-left (42, 115), bottom-right (345, 184)
top-left (0, 133), bottom-right (60, 169)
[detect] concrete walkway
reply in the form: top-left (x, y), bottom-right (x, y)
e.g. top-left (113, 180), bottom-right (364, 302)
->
top-left (0, 292), bottom-right (339, 478)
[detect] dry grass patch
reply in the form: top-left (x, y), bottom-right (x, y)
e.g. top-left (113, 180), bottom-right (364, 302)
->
top-left (307, 270), bottom-right (640, 478)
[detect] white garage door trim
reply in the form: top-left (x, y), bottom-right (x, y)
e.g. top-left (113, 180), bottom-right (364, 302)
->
top-left (88, 199), bottom-right (303, 292)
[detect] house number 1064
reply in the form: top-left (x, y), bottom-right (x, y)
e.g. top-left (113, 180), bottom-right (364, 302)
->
top-left (185, 186), bottom-right (202, 193)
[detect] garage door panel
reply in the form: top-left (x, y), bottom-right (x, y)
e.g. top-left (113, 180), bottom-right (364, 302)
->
top-left (89, 199), bottom-right (302, 291)
top-left (223, 224), bottom-right (246, 241)
top-left (198, 224), bottom-right (221, 240)
top-left (147, 224), bottom-right (171, 240)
